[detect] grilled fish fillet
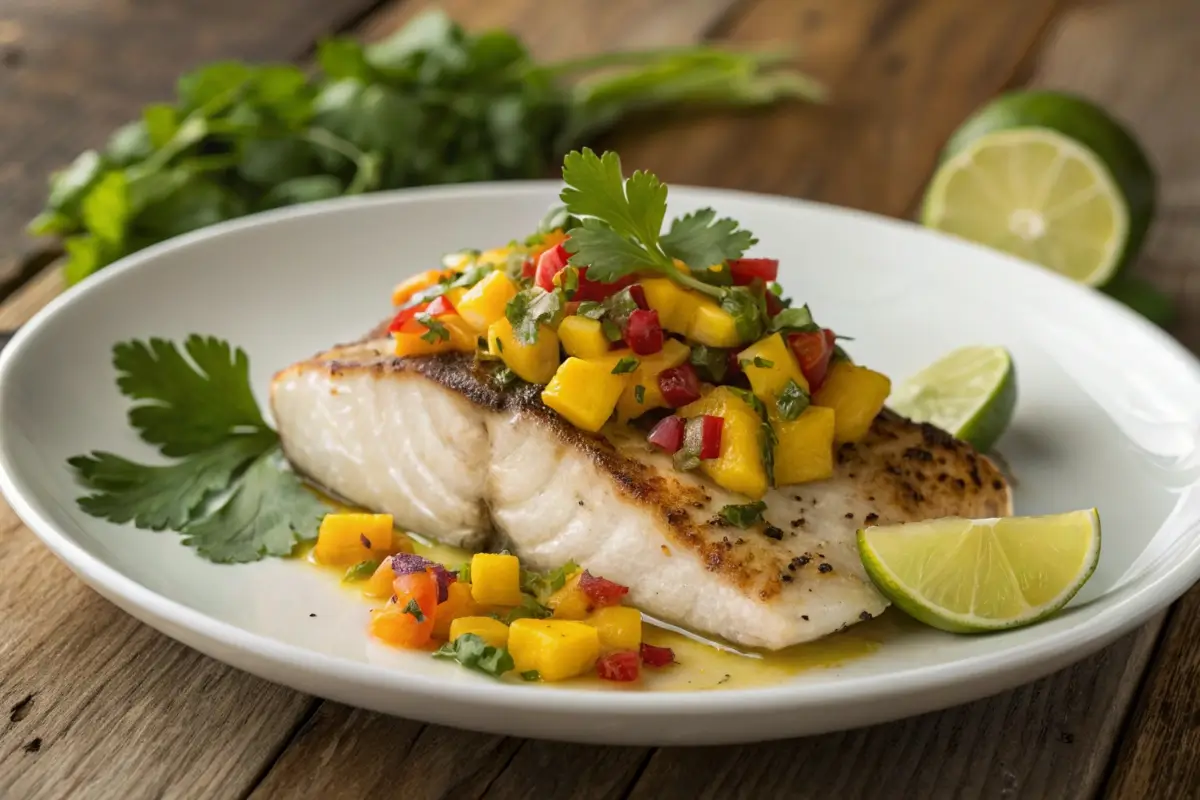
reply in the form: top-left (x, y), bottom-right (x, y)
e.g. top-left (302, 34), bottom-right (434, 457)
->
top-left (271, 329), bottom-right (1012, 650)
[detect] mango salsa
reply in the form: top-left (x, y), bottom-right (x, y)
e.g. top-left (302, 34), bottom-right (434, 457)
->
top-left (547, 573), bottom-right (591, 620)
top-left (314, 513), bottom-right (394, 566)
top-left (449, 616), bottom-right (510, 649)
top-left (469, 553), bottom-right (523, 607)
top-left (392, 268), bottom-right (454, 306)
top-left (541, 357), bottom-right (629, 433)
top-left (456, 270), bottom-right (517, 333)
top-left (433, 581), bottom-right (480, 638)
top-left (773, 406), bottom-right (836, 485)
top-left (813, 361), bottom-right (891, 443)
top-left (739, 333), bottom-right (809, 404)
top-left (615, 338), bottom-right (690, 422)
top-left (488, 317), bottom-right (560, 384)
top-left (557, 315), bottom-right (610, 359)
top-left (586, 606), bottom-right (643, 652)
top-left (508, 619), bottom-right (601, 682)
top-left (680, 387), bottom-right (769, 499)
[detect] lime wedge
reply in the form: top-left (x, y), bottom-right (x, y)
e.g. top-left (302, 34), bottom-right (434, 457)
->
top-left (859, 510), bottom-right (1100, 633)
top-left (889, 345), bottom-right (1016, 452)
top-left (922, 90), bottom-right (1155, 287)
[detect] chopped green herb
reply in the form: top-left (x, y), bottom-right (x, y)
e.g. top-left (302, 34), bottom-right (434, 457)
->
top-left (718, 501), bottom-right (768, 528)
top-left (769, 304), bottom-right (817, 333)
top-left (601, 286), bottom-right (642, 330)
top-left (407, 264), bottom-right (492, 308)
top-left (612, 356), bottom-right (639, 375)
top-left (761, 420), bottom-right (778, 486)
top-left (602, 318), bottom-right (623, 342)
top-left (506, 287), bottom-right (564, 345)
top-left (753, 356), bottom-right (774, 368)
top-left (416, 313), bottom-right (450, 344)
top-left (576, 300), bottom-right (606, 320)
top-left (728, 387), bottom-right (767, 418)
top-left (343, 559), bottom-right (380, 583)
top-left (495, 337), bottom-right (504, 352)
top-left (634, 385), bottom-right (646, 404)
top-left (534, 205), bottom-right (580, 240)
top-left (776, 379), bottom-right (810, 421)
top-left (503, 595), bottom-right (553, 624)
top-left (493, 366), bottom-right (519, 388)
top-left (521, 670), bottom-right (542, 682)
top-left (562, 266), bottom-right (580, 298)
top-left (68, 336), bottom-right (325, 563)
top-left (432, 633), bottom-right (514, 678)
top-left (690, 344), bottom-right (728, 383)
top-left (403, 598), bottom-right (426, 623)
top-left (832, 345), bottom-right (852, 364)
top-left (458, 561), bottom-right (473, 584)
top-left (719, 287), bottom-right (767, 342)
top-left (520, 560), bottom-right (579, 601)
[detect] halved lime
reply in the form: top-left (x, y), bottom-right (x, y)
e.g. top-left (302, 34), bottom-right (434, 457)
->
top-left (922, 90), bottom-right (1155, 287)
top-left (859, 509), bottom-right (1100, 633)
top-left (889, 345), bottom-right (1016, 452)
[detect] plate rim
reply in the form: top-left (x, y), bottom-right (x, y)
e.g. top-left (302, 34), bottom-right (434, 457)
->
top-left (3, 179), bottom-right (1200, 722)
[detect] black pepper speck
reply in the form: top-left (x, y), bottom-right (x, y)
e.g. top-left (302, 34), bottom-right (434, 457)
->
top-left (818, 563), bottom-right (833, 574)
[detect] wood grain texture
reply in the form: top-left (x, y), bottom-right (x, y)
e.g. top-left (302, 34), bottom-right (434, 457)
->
top-left (0, 0), bottom-right (388, 285)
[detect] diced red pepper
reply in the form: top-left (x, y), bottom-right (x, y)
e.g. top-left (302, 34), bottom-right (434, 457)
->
top-left (579, 571), bottom-right (629, 608)
top-left (729, 258), bottom-right (779, 284)
top-left (520, 257), bottom-right (537, 278)
top-left (625, 309), bottom-right (663, 355)
top-left (425, 294), bottom-right (455, 317)
top-left (563, 300), bottom-right (580, 317)
top-left (534, 243), bottom-right (570, 292)
top-left (647, 415), bottom-right (685, 453)
top-left (699, 415), bottom-right (724, 460)
top-left (787, 328), bottom-right (837, 390)
top-left (628, 284), bottom-right (648, 310)
top-left (765, 290), bottom-right (785, 317)
top-left (639, 642), bottom-right (676, 667)
top-left (658, 363), bottom-right (702, 407)
top-left (596, 650), bottom-right (640, 682)
top-left (574, 268), bottom-right (638, 302)
top-left (387, 301), bottom-right (430, 333)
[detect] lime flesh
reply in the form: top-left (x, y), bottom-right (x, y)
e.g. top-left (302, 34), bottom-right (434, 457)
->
top-left (859, 509), bottom-right (1100, 633)
top-left (889, 345), bottom-right (1016, 452)
top-left (922, 90), bottom-right (1155, 287)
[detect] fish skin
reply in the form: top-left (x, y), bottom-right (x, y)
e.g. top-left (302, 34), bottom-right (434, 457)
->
top-left (270, 333), bottom-right (1012, 650)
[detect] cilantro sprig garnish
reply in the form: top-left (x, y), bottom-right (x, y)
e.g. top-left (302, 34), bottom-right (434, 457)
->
top-left (559, 149), bottom-right (768, 343)
top-left (67, 335), bottom-right (327, 563)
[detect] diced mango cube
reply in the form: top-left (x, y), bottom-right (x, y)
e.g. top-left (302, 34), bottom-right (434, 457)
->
top-left (641, 278), bottom-right (691, 332)
top-left (449, 616), bottom-right (510, 649)
top-left (548, 573), bottom-right (591, 620)
top-left (773, 406), bottom-right (836, 486)
top-left (433, 581), bottom-right (480, 638)
top-left (314, 513), bottom-right (394, 566)
top-left (614, 338), bottom-right (690, 422)
top-left (456, 270), bottom-right (517, 333)
top-left (362, 557), bottom-right (398, 599)
top-left (541, 357), bottom-right (629, 433)
top-left (394, 314), bottom-right (477, 357)
top-left (586, 606), bottom-right (643, 652)
top-left (508, 619), bottom-right (601, 682)
top-left (477, 245), bottom-right (515, 266)
top-left (488, 317), bottom-right (560, 384)
top-left (739, 333), bottom-right (809, 405)
top-left (558, 315), bottom-right (610, 359)
top-left (469, 553), bottom-right (523, 607)
top-left (813, 361), bottom-right (892, 443)
top-left (689, 300), bottom-right (741, 347)
top-left (680, 387), bottom-right (768, 499)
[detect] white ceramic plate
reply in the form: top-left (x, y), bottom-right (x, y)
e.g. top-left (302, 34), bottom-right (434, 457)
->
top-left (3, 183), bottom-right (1200, 746)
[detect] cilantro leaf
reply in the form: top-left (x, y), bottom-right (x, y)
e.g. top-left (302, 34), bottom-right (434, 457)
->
top-left (181, 449), bottom-right (327, 563)
top-left (403, 598), bottom-right (427, 622)
top-left (68, 433), bottom-right (271, 530)
top-left (560, 149), bottom-right (667, 248)
top-left (611, 356), bottom-right (639, 375)
top-left (432, 633), bottom-right (515, 677)
top-left (776, 379), bottom-right (810, 421)
top-left (503, 595), bottom-right (553, 624)
top-left (634, 385), bottom-right (646, 404)
top-left (576, 301), bottom-right (606, 320)
top-left (718, 501), bottom-right (767, 528)
top-left (661, 207), bottom-right (757, 269)
top-left (520, 560), bottom-right (579, 602)
top-left (505, 287), bottom-right (564, 345)
top-left (417, 313), bottom-right (450, 344)
top-left (769, 304), bottom-right (816, 333)
top-left (114, 336), bottom-right (270, 457)
top-left (563, 217), bottom-right (659, 282)
top-left (521, 670), bottom-right (541, 682)
top-left (344, 559), bottom-right (381, 583)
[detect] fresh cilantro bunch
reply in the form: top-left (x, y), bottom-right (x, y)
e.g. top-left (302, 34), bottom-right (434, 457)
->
top-left (30, 11), bottom-right (824, 287)
top-left (559, 148), bottom-right (770, 342)
top-left (68, 336), bottom-right (327, 563)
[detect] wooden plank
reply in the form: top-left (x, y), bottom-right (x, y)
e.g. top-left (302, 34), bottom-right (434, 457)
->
top-left (0, 0), bottom-right (388, 287)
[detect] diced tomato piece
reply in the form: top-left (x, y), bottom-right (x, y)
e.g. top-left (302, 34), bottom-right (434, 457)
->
top-left (520, 257), bottom-right (537, 278)
top-left (787, 328), bottom-right (837, 390)
top-left (387, 302), bottom-right (430, 333)
top-left (425, 294), bottom-right (455, 316)
top-left (765, 290), bottom-right (785, 317)
top-left (628, 284), bottom-right (648, 310)
top-left (639, 642), bottom-right (676, 667)
top-left (374, 568), bottom-right (439, 648)
top-left (574, 268), bottom-right (638, 302)
top-left (699, 415), bottom-right (723, 460)
top-left (579, 571), bottom-right (629, 608)
top-left (625, 309), bottom-right (663, 355)
top-left (393, 569), bottom-right (439, 624)
top-left (729, 258), bottom-right (779, 284)
top-left (534, 243), bottom-right (570, 292)
top-left (658, 363), bottom-right (702, 407)
top-left (596, 650), bottom-right (640, 682)
top-left (647, 415), bottom-right (685, 453)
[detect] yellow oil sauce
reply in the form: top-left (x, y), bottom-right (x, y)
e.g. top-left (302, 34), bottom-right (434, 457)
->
top-left (302, 521), bottom-right (896, 691)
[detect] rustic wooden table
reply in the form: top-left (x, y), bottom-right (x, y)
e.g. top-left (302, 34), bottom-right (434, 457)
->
top-left (1, 0), bottom-right (1198, 797)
